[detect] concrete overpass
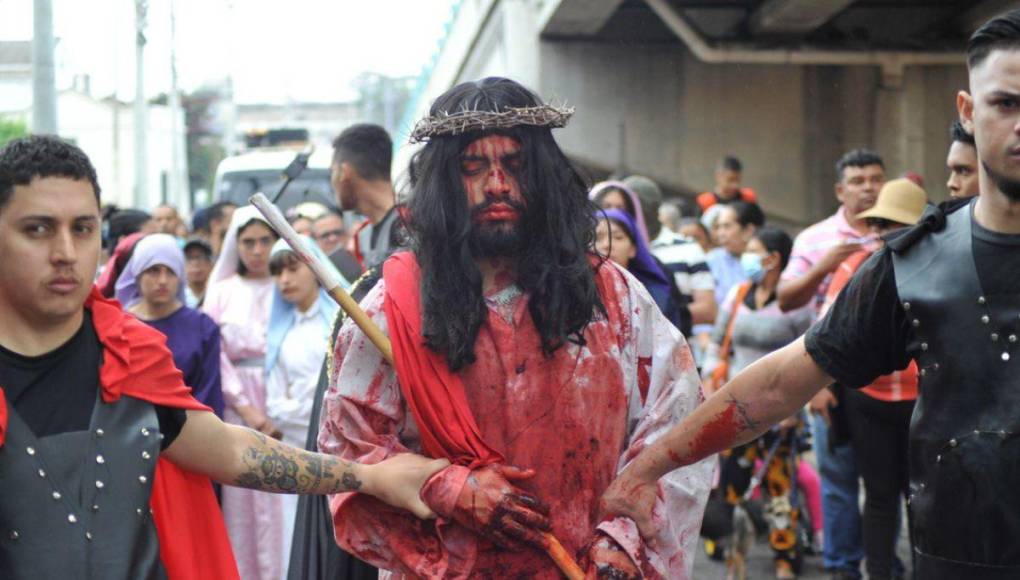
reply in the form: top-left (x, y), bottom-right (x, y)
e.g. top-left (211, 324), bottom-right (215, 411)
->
top-left (397, 0), bottom-right (1007, 227)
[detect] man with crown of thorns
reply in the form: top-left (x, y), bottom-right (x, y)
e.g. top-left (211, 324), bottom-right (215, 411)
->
top-left (318, 76), bottom-right (712, 579)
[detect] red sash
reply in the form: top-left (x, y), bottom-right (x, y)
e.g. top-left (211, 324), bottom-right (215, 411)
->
top-left (382, 252), bottom-right (505, 468)
top-left (381, 253), bottom-right (629, 468)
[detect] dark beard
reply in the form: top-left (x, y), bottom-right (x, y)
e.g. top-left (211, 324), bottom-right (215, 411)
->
top-left (469, 220), bottom-right (525, 258)
top-left (982, 160), bottom-right (1020, 201)
top-left (468, 199), bottom-right (527, 258)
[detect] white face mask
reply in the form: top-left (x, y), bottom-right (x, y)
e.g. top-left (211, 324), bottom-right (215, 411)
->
top-left (740, 252), bottom-right (772, 283)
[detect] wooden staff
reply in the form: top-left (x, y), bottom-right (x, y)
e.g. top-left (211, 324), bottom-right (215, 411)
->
top-left (249, 194), bottom-right (584, 580)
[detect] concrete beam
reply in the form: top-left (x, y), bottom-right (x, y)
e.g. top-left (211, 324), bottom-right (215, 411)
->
top-left (539, 0), bottom-right (626, 37)
top-left (645, 0), bottom-right (964, 68)
top-left (960, 0), bottom-right (1017, 35)
top-left (749, 0), bottom-right (856, 35)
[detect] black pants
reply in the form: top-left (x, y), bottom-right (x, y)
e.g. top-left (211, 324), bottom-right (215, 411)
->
top-left (845, 388), bottom-right (914, 578)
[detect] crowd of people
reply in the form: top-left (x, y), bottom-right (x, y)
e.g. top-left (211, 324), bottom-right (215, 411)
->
top-left (1, 7), bottom-right (1017, 580)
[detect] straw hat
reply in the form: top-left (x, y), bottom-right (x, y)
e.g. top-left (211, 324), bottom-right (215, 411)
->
top-left (857, 178), bottom-right (928, 226)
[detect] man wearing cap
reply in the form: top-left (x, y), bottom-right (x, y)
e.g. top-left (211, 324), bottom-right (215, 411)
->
top-left (183, 237), bottom-right (214, 308)
top-left (818, 178), bottom-right (928, 580)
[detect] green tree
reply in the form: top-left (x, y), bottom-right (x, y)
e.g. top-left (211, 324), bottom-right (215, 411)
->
top-left (0, 117), bottom-right (28, 148)
top-left (353, 73), bottom-right (416, 135)
top-left (182, 89), bottom-right (226, 197)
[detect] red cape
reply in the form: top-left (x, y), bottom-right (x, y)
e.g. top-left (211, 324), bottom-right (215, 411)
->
top-left (0, 288), bottom-right (238, 580)
top-left (381, 252), bottom-right (625, 468)
top-left (382, 252), bottom-right (504, 468)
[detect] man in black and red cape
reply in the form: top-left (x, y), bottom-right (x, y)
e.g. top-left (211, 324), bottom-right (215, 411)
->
top-left (318, 78), bottom-right (713, 578)
top-left (0, 135), bottom-right (448, 579)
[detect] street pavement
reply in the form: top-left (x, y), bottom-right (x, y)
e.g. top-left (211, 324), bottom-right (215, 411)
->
top-left (691, 503), bottom-right (913, 579)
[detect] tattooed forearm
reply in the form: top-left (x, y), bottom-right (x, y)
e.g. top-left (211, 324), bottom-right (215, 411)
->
top-left (233, 428), bottom-right (363, 494)
top-left (341, 470), bottom-right (362, 492)
top-left (726, 394), bottom-right (762, 431)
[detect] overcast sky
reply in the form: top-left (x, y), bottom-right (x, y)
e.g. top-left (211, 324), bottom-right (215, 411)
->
top-left (0, 0), bottom-right (457, 103)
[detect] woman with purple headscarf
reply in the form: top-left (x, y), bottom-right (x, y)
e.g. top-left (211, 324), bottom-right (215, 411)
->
top-left (590, 181), bottom-right (652, 244)
top-left (115, 233), bottom-right (224, 417)
top-left (595, 208), bottom-right (684, 329)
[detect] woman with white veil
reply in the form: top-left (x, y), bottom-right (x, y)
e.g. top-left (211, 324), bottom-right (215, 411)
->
top-left (203, 206), bottom-right (286, 580)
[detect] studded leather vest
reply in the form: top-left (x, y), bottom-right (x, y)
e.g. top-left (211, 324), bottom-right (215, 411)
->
top-left (0, 393), bottom-right (166, 579)
top-left (892, 202), bottom-right (1020, 578)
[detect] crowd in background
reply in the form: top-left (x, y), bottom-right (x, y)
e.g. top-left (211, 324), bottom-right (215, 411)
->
top-left (90, 114), bottom-right (979, 580)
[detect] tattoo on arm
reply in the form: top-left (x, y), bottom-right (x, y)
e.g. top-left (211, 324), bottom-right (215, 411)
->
top-left (233, 429), bottom-right (363, 494)
top-left (726, 394), bottom-right (761, 432)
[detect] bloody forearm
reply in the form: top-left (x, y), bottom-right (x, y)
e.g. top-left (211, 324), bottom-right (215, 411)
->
top-left (629, 337), bottom-right (829, 483)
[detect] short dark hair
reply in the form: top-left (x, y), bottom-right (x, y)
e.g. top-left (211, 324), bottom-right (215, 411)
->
top-left (106, 209), bottom-right (151, 250)
top-left (950, 120), bottom-right (976, 146)
top-left (835, 148), bottom-right (884, 181)
top-left (967, 9), bottom-right (1020, 69)
top-left (183, 238), bottom-right (213, 260)
top-left (269, 249), bottom-right (299, 276)
top-left (208, 201), bottom-right (236, 224)
top-left (726, 200), bottom-right (766, 228)
top-left (719, 155), bottom-right (742, 173)
top-left (0, 135), bottom-right (101, 212)
top-left (331, 124), bottom-right (392, 182)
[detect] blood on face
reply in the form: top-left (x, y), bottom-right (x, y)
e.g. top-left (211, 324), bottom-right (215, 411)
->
top-left (460, 135), bottom-right (524, 210)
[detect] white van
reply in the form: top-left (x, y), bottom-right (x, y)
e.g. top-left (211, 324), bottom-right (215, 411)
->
top-left (212, 148), bottom-right (336, 212)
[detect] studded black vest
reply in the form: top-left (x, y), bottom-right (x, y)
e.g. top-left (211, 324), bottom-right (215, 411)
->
top-left (0, 393), bottom-right (166, 579)
top-left (891, 202), bottom-right (1020, 578)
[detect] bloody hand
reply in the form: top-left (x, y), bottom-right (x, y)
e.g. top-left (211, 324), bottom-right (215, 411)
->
top-left (584, 535), bottom-right (639, 579)
top-left (450, 464), bottom-right (552, 549)
top-left (598, 470), bottom-right (660, 543)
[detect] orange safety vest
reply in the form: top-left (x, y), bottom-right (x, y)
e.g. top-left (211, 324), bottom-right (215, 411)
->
top-left (696, 188), bottom-right (758, 212)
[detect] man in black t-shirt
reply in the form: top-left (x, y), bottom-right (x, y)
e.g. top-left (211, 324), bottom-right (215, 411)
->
top-left (600, 10), bottom-right (1020, 580)
top-left (0, 136), bottom-right (448, 578)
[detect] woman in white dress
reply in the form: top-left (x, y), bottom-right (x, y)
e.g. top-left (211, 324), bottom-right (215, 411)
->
top-left (203, 206), bottom-right (284, 580)
top-left (264, 236), bottom-right (346, 574)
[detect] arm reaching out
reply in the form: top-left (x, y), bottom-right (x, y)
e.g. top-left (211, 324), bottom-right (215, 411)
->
top-left (600, 336), bottom-right (832, 539)
top-left (777, 242), bottom-right (861, 311)
top-left (164, 409), bottom-right (449, 519)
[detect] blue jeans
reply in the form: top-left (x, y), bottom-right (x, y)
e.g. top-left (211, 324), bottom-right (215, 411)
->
top-left (811, 414), bottom-right (864, 576)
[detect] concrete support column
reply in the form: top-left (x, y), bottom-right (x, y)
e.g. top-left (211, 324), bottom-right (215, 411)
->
top-left (31, 0), bottom-right (58, 134)
top-left (872, 64), bottom-right (907, 178)
top-left (501, 0), bottom-right (541, 89)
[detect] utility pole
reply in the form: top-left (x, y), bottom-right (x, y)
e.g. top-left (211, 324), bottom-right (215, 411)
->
top-left (223, 1), bottom-right (238, 157)
top-left (31, 0), bottom-right (58, 134)
top-left (168, 0), bottom-right (188, 211)
top-left (133, 0), bottom-right (149, 209)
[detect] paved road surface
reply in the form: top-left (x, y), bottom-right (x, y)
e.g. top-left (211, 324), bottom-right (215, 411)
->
top-left (691, 517), bottom-right (912, 579)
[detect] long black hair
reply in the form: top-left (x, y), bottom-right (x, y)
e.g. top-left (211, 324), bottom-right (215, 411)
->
top-left (404, 77), bottom-right (603, 371)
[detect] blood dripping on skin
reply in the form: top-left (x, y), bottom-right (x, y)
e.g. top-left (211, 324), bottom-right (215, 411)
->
top-left (687, 402), bottom-right (744, 460)
top-left (461, 135), bottom-right (522, 209)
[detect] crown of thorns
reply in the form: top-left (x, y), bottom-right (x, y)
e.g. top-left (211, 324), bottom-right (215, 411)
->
top-left (408, 104), bottom-right (574, 143)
